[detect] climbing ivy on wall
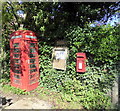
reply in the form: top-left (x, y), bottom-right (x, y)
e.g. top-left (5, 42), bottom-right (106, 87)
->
top-left (39, 24), bottom-right (119, 109)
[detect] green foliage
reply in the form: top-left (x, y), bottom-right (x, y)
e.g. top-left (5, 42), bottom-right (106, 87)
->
top-left (4, 85), bottom-right (30, 95)
top-left (38, 24), bottom-right (119, 109)
top-left (66, 25), bottom-right (120, 64)
top-left (1, 33), bottom-right (10, 81)
top-left (1, 2), bottom-right (120, 109)
top-left (0, 81), bottom-right (30, 95)
top-left (61, 79), bottom-right (111, 109)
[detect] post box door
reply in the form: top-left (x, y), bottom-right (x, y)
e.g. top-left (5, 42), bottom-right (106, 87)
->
top-left (77, 59), bottom-right (85, 72)
top-left (76, 53), bottom-right (86, 72)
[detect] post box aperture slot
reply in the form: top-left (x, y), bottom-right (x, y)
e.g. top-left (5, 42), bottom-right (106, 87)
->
top-left (13, 43), bottom-right (19, 47)
top-left (13, 48), bottom-right (20, 53)
top-left (30, 64), bottom-right (36, 68)
top-left (14, 74), bottom-right (21, 79)
top-left (13, 54), bottom-right (20, 58)
top-left (29, 53), bottom-right (36, 58)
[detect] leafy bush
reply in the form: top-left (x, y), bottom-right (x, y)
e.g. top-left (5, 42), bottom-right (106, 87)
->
top-left (1, 31), bottom-right (11, 80)
top-left (65, 24), bottom-right (120, 64)
top-left (61, 78), bottom-right (111, 109)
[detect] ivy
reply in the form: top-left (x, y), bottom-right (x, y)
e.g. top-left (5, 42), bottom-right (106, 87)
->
top-left (38, 24), bottom-right (119, 109)
top-left (1, 2), bottom-right (120, 109)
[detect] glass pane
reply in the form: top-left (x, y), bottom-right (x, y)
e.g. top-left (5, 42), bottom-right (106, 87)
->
top-left (14, 74), bottom-right (21, 79)
top-left (14, 70), bottom-right (21, 74)
top-left (36, 73), bottom-right (39, 77)
top-left (30, 64), bottom-right (36, 68)
top-left (14, 64), bottom-right (20, 68)
top-left (14, 54), bottom-right (20, 58)
top-left (14, 48), bottom-right (20, 53)
top-left (30, 59), bottom-right (35, 63)
top-left (30, 48), bottom-right (36, 53)
top-left (30, 69), bottom-right (37, 73)
top-left (29, 54), bottom-right (36, 58)
top-left (14, 59), bottom-right (20, 63)
top-left (29, 74), bottom-right (35, 79)
top-left (29, 78), bottom-right (36, 84)
top-left (30, 43), bottom-right (36, 47)
top-left (13, 43), bottom-right (19, 47)
top-left (14, 79), bottom-right (20, 84)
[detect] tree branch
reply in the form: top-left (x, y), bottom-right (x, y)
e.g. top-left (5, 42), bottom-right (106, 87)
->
top-left (7, 2), bottom-right (20, 29)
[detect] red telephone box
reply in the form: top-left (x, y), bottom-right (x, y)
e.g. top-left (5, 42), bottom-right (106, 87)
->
top-left (76, 53), bottom-right (86, 73)
top-left (10, 30), bottom-right (39, 91)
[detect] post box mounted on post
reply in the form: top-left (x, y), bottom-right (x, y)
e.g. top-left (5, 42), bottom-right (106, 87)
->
top-left (76, 53), bottom-right (86, 73)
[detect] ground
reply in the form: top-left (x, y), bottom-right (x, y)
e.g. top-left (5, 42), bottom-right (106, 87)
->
top-left (0, 84), bottom-right (84, 109)
top-left (0, 89), bottom-right (52, 109)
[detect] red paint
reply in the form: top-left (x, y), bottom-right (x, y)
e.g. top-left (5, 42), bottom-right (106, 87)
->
top-left (76, 53), bottom-right (86, 73)
top-left (10, 30), bottom-right (39, 91)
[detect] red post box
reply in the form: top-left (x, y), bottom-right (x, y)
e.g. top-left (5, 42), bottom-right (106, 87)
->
top-left (10, 30), bottom-right (39, 91)
top-left (76, 53), bottom-right (86, 72)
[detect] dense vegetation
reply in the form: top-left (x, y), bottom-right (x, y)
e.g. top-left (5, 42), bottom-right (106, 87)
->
top-left (1, 2), bottom-right (120, 109)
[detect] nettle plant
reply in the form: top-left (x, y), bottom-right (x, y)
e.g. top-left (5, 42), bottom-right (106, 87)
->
top-left (39, 24), bottom-right (119, 109)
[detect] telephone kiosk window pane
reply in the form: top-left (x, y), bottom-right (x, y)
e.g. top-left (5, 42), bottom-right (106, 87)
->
top-left (30, 59), bottom-right (35, 63)
top-left (30, 48), bottom-right (36, 53)
top-left (29, 74), bottom-right (35, 79)
top-left (30, 78), bottom-right (36, 84)
top-left (29, 73), bottom-right (38, 79)
top-left (14, 59), bottom-right (20, 63)
top-left (13, 43), bottom-right (19, 47)
top-left (14, 79), bottom-right (20, 84)
top-left (30, 43), bottom-right (36, 47)
top-left (14, 64), bottom-right (20, 68)
top-left (29, 54), bottom-right (36, 58)
top-left (14, 74), bottom-right (21, 79)
top-left (30, 64), bottom-right (36, 68)
top-left (14, 70), bottom-right (21, 74)
top-left (14, 48), bottom-right (20, 53)
top-left (14, 54), bottom-right (20, 58)
top-left (30, 69), bottom-right (37, 73)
